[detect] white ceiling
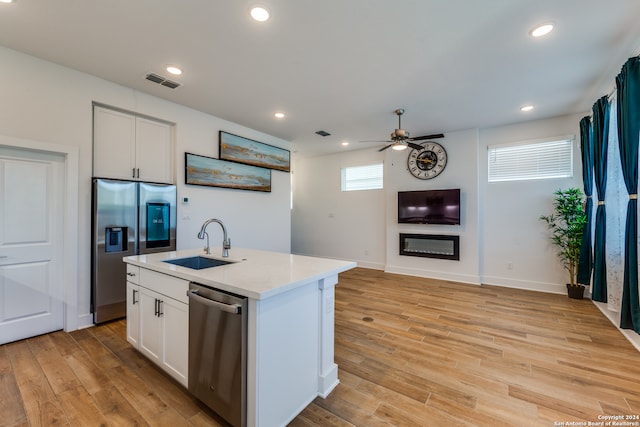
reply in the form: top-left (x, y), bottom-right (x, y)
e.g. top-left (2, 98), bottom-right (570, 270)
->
top-left (1, 0), bottom-right (639, 157)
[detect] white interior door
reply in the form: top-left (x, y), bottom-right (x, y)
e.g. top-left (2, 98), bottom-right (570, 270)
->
top-left (0, 147), bottom-right (64, 344)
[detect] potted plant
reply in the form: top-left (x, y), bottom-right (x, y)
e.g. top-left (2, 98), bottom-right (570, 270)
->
top-left (539, 188), bottom-right (588, 299)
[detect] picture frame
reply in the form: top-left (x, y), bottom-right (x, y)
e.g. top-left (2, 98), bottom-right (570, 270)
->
top-left (219, 131), bottom-right (290, 172)
top-left (185, 152), bottom-right (271, 192)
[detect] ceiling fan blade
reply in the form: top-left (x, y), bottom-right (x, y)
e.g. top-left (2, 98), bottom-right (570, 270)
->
top-left (407, 142), bottom-right (424, 151)
top-left (378, 144), bottom-right (394, 152)
top-left (409, 133), bottom-right (445, 141)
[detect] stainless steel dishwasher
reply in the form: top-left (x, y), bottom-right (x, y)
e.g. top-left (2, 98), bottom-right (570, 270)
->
top-left (187, 282), bottom-right (247, 427)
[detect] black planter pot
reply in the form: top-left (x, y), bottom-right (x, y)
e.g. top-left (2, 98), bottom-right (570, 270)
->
top-left (566, 284), bottom-right (585, 300)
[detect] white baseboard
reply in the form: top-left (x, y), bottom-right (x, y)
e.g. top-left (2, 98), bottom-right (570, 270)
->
top-left (384, 264), bottom-right (480, 285)
top-left (354, 260), bottom-right (385, 270)
top-left (592, 301), bottom-right (640, 353)
top-left (318, 363), bottom-right (339, 398)
top-left (481, 275), bottom-right (567, 294)
top-left (75, 313), bottom-right (94, 330)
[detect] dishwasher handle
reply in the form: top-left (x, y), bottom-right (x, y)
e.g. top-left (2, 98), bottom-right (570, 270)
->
top-left (187, 289), bottom-right (242, 314)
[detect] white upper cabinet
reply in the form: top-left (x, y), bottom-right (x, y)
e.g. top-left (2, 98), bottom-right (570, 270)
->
top-left (93, 106), bottom-right (174, 183)
top-left (135, 116), bottom-right (173, 183)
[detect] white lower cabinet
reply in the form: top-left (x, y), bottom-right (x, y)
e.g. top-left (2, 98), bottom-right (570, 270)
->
top-left (126, 281), bottom-right (140, 347)
top-left (126, 267), bottom-right (189, 388)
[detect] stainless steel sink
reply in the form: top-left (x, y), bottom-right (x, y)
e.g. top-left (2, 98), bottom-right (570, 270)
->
top-left (163, 256), bottom-right (234, 270)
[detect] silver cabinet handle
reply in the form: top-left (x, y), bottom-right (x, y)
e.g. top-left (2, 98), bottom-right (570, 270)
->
top-left (187, 289), bottom-right (241, 314)
top-left (132, 289), bottom-right (138, 305)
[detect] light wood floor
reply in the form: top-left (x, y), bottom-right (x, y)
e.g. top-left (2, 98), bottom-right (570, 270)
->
top-left (2, 268), bottom-right (640, 426)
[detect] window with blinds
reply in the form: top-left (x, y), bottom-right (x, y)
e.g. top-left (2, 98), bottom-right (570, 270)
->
top-left (488, 137), bottom-right (574, 182)
top-left (341, 163), bottom-right (383, 191)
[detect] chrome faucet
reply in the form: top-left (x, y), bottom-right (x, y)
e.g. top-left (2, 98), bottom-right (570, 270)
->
top-left (197, 218), bottom-right (231, 257)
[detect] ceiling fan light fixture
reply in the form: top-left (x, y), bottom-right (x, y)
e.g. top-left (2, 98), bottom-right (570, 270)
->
top-left (391, 143), bottom-right (408, 151)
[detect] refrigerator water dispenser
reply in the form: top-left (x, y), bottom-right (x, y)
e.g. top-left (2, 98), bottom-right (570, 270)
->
top-left (105, 227), bottom-right (127, 253)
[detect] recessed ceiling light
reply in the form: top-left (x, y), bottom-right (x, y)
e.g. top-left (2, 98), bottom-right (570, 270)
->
top-left (521, 105), bottom-right (534, 112)
top-left (274, 112), bottom-right (285, 119)
top-left (341, 141), bottom-right (349, 147)
top-left (166, 66), bottom-right (182, 75)
top-left (530, 23), bottom-right (554, 37)
top-left (0, 0), bottom-right (16, 4)
top-left (250, 6), bottom-right (270, 22)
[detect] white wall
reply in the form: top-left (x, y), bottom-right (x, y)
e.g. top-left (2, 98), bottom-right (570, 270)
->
top-left (0, 46), bottom-right (291, 328)
top-left (291, 115), bottom-right (585, 293)
top-left (385, 128), bottom-right (480, 284)
top-left (291, 149), bottom-right (386, 269)
top-left (480, 114), bottom-right (584, 293)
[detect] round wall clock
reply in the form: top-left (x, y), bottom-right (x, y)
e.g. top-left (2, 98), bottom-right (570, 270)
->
top-left (407, 141), bottom-right (448, 179)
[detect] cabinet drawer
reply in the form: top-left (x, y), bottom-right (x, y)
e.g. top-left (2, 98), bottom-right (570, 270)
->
top-left (139, 268), bottom-right (189, 303)
top-left (126, 264), bottom-right (140, 284)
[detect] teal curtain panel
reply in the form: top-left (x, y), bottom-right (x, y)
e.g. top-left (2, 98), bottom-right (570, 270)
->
top-left (591, 96), bottom-right (609, 302)
top-left (577, 116), bottom-right (593, 285)
top-left (616, 57), bottom-right (640, 333)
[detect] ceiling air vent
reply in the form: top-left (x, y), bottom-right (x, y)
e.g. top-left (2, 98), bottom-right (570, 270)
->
top-left (145, 73), bottom-right (181, 89)
top-left (315, 130), bottom-right (331, 137)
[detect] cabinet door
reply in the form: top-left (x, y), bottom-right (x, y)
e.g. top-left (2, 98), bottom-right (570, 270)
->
top-left (135, 117), bottom-right (173, 183)
top-left (138, 287), bottom-right (162, 364)
top-left (160, 296), bottom-right (189, 387)
top-left (126, 282), bottom-right (140, 348)
top-left (93, 107), bottom-right (136, 180)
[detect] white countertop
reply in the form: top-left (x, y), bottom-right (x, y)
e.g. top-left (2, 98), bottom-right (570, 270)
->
top-left (124, 247), bottom-right (356, 300)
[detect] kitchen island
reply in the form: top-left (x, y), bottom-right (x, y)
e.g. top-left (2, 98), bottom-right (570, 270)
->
top-left (123, 247), bottom-right (356, 427)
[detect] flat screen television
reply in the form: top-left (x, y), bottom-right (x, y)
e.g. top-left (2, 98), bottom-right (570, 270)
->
top-left (398, 189), bottom-right (461, 225)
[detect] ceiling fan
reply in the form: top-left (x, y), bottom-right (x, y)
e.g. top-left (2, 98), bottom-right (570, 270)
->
top-left (362, 109), bottom-right (444, 152)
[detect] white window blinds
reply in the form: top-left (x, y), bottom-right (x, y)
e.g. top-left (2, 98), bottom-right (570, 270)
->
top-left (488, 137), bottom-right (574, 182)
top-left (341, 163), bottom-right (383, 191)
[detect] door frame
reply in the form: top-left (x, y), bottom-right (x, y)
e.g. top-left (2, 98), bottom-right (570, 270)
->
top-left (0, 134), bottom-right (79, 332)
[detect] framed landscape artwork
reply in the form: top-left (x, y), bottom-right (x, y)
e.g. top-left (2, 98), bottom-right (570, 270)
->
top-left (219, 131), bottom-right (290, 172)
top-left (185, 152), bottom-right (271, 192)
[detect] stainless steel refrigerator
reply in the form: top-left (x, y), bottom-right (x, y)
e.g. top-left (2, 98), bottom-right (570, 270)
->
top-left (91, 178), bottom-right (177, 323)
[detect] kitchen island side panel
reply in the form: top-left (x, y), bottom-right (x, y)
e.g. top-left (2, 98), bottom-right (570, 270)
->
top-left (317, 274), bottom-right (339, 397)
top-left (247, 279), bottom-right (321, 427)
